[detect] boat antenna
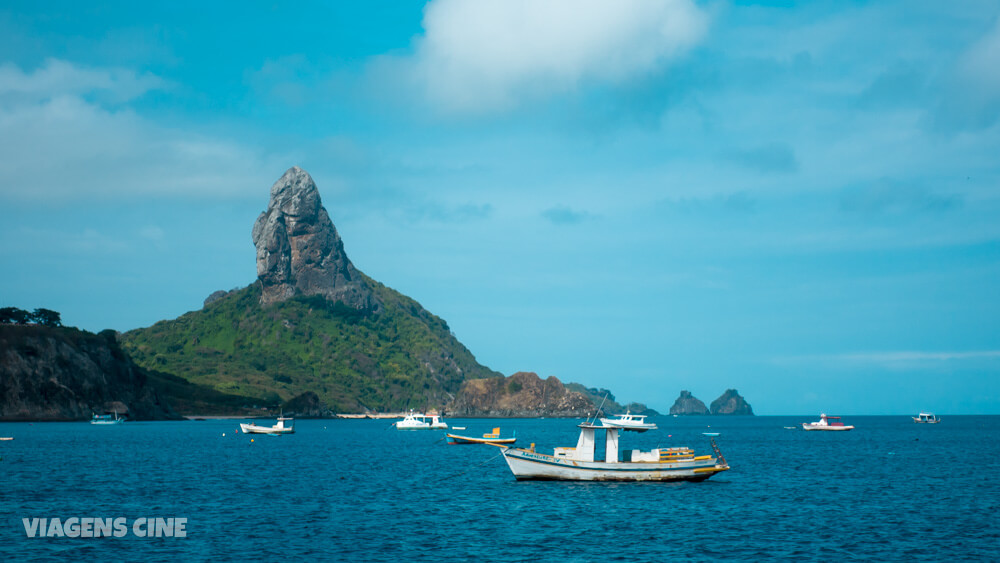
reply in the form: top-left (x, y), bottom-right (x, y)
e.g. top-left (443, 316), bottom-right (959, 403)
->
top-left (588, 393), bottom-right (610, 425)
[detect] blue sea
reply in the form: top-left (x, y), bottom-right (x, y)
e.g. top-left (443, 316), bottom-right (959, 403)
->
top-left (1, 415), bottom-right (998, 561)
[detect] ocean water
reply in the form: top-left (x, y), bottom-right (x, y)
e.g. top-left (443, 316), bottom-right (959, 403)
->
top-left (1, 415), bottom-right (998, 561)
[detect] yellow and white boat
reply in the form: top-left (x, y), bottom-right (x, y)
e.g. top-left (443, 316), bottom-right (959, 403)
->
top-left (447, 427), bottom-right (516, 445)
top-left (496, 421), bottom-right (729, 482)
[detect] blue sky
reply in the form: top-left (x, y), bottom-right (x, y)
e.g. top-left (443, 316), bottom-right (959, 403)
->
top-left (1, 0), bottom-right (998, 414)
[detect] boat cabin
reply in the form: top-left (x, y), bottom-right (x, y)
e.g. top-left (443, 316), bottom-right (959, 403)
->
top-left (553, 423), bottom-right (672, 464)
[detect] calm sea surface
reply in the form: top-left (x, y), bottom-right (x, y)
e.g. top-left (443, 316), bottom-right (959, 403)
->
top-left (1, 415), bottom-right (998, 561)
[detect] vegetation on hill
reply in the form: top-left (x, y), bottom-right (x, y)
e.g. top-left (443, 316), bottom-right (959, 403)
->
top-left (1, 306), bottom-right (63, 326)
top-left (121, 276), bottom-right (500, 413)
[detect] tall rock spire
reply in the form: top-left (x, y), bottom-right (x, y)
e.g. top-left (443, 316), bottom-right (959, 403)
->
top-left (252, 166), bottom-right (377, 311)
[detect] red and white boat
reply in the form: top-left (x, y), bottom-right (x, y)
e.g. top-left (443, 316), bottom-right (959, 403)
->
top-left (801, 413), bottom-right (854, 431)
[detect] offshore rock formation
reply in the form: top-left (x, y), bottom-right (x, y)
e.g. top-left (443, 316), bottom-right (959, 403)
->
top-left (252, 166), bottom-right (377, 311)
top-left (450, 372), bottom-right (594, 417)
top-left (0, 325), bottom-right (178, 421)
top-left (710, 389), bottom-right (754, 415)
top-left (669, 390), bottom-right (709, 415)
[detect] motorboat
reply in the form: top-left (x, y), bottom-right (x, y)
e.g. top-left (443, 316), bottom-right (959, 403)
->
top-left (447, 427), bottom-right (516, 445)
top-left (801, 413), bottom-right (854, 431)
top-left (599, 411), bottom-right (657, 432)
top-left (394, 410), bottom-right (447, 430)
top-left (240, 416), bottom-right (295, 435)
top-left (913, 412), bottom-right (940, 424)
top-left (91, 411), bottom-right (125, 425)
top-left (495, 421), bottom-right (729, 481)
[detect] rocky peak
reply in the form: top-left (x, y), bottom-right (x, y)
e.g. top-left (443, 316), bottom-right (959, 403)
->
top-left (669, 390), bottom-right (709, 415)
top-left (710, 389), bottom-right (754, 415)
top-left (252, 167), bottom-right (377, 311)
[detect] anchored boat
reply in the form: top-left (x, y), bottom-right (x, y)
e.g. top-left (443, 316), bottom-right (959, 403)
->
top-left (913, 412), bottom-right (940, 424)
top-left (497, 421), bottom-right (729, 482)
top-left (801, 413), bottom-right (854, 431)
top-left (91, 411), bottom-right (125, 425)
top-left (240, 416), bottom-right (295, 435)
top-left (394, 410), bottom-right (447, 430)
top-left (599, 411), bottom-right (657, 432)
top-left (447, 427), bottom-right (516, 445)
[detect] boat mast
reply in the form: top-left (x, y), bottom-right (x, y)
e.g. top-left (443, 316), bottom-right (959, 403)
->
top-left (588, 393), bottom-right (609, 425)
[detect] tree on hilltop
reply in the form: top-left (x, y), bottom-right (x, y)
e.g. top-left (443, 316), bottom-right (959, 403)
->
top-left (0, 307), bottom-right (30, 325)
top-left (32, 308), bottom-right (62, 327)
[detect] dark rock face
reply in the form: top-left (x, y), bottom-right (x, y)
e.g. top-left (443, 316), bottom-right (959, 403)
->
top-left (252, 166), bottom-right (377, 311)
top-left (0, 325), bottom-right (178, 421)
top-left (669, 390), bottom-right (709, 415)
top-left (450, 372), bottom-right (594, 417)
top-left (710, 389), bottom-right (754, 415)
top-left (281, 391), bottom-right (333, 418)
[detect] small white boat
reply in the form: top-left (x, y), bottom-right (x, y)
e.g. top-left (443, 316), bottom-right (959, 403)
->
top-left (802, 413), bottom-right (854, 431)
top-left (240, 416), bottom-right (295, 435)
top-left (393, 410), bottom-right (447, 430)
top-left (599, 411), bottom-right (657, 432)
top-left (91, 411), bottom-right (125, 425)
top-left (0, 437), bottom-right (13, 441)
top-left (913, 412), bottom-right (940, 424)
top-left (497, 421), bottom-right (728, 482)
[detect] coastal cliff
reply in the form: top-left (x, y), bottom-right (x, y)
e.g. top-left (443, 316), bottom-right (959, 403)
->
top-left (0, 325), bottom-right (178, 421)
top-left (449, 372), bottom-right (594, 417)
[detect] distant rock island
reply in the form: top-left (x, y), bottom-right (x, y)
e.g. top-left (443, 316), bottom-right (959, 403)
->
top-left (670, 389), bottom-right (753, 415)
top-left (669, 390), bottom-right (709, 415)
top-left (710, 388), bottom-right (754, 415)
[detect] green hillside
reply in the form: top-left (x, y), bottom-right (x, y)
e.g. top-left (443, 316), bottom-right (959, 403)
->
top-left (121, 275), bottom-right (500, 412)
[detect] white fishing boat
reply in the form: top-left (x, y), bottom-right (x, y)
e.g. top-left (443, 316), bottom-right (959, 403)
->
top-left (393, 410), bottom-right (447, 430)
top-left (91, 411), bottom-right (125, 425)
top-left (497, 421), bottom-right (729, 482)
top-left (912, 412), bottom-right (940, 424)
top-left (240, 416), bottom-right (295, 435)
top-left (801, 413), bottom-right (854, 431)
top-left (599, 411), bottom-right (657, 432)
top-left (0, 437), bottom-right (13, 441)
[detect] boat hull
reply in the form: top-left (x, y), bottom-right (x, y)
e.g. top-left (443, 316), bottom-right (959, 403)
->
top-left (801, 424), bottom-right (854, 431)
top-left (446, 434), bottom-right (516, 445)
top-left (239, 423), bottom-right (294, 435)
top-left (501, 449), bottom-right (727, 482)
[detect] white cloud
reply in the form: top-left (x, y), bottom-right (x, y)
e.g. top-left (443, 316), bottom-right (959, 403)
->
top-left (773, 351), bottom-right (1000, 368)
top-left (404, 0), bottom-right (709, 114)
top-left (931, 18), bottom-right (1000, 131)
top-left (0, 57), bottom-right (165, 102)
top-left (0, 59), bottom-right (290, 201)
